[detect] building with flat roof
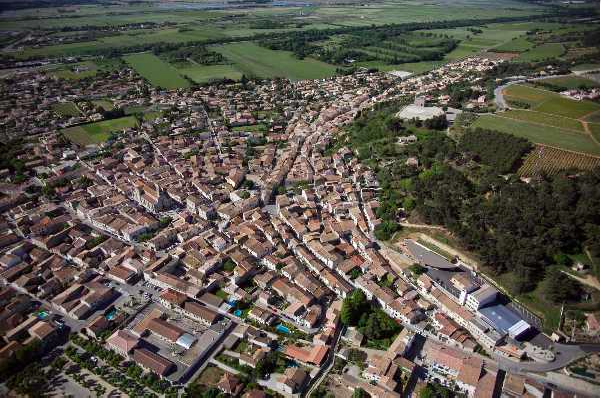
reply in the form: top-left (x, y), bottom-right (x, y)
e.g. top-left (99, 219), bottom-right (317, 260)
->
top-left (478, 304), bottom-right (530, 339)
top-left (405, 240), bottom-right (456, 270)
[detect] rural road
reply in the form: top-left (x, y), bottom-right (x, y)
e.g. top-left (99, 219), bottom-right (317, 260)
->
top-left (493, 73), bottom-right (579, 111)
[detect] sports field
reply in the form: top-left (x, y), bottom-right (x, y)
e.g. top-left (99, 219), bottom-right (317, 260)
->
top-left (123, 53), bottom-right (190, 89)
top-left (62, 116), bottom-right (138, 146)
top-left (471, 115), bottom-right (598, 155)
top-left (212, 42), bottom-right (337, 81)
top-left (178, 64), bottom-right (242, 83)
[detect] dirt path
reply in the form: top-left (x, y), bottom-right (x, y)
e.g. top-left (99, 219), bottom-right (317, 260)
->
top-left (560, 270), bottom-right (600, 290)
top-left (578, 110), bottom-right (599, 144)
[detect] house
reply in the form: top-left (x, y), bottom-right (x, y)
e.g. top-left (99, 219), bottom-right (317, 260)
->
top-left (132, 348), bottom-right (175, 377)
top-left (277, 367), bottom-right (307, 394)
top-left (107, 329), bottom-right (140, 357)
top-left (217, 372), bottom-right (243, 396)
top-left (182, 301), bottom-right (220, 326)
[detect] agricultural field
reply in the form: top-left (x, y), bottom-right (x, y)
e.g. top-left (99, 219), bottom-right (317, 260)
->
top-left (123, 53), bottom-right (190, 89)
top-left (52, 102), bottom-right (80, 117)
top-left (492, 36), bottom-right (535, 52)
top-left (516, 43), bottom-right (565, 61)
top-left (500, 109), bottom-right (585, 132)
top-left (46, 61), bottom-right (98, 80)
top-left (178, 64), bottom-right (242, 84)
top-left (211, 42), bottom-right (337, 81)
top-left (471, 114), bottom-right (598, 155)
top-left (61, 116), bottom-right (138, 146)
top-left (534, 95), bottom-right (598, 119)
top-left (518, 144), bottom-right (600, 176)
top-left (537, 75), bottom-right (600, 90)
top-left (503, 84), bottom-right (560, 106)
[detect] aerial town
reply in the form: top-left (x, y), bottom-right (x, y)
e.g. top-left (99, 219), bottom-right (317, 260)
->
top-left (0, 47), bottom-right (598, 398)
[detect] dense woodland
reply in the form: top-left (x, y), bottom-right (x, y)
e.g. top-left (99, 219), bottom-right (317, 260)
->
top-left (340, 103), bottom-right (600, 294)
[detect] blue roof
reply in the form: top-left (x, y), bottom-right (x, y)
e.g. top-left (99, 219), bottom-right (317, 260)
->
top-left (478, 304), bottom-right (526, 333)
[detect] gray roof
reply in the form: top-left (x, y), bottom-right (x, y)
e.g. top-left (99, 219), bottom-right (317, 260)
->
top-left (478, 304), bottom-right (529, 334)
top-left (406, 240), bottom-right (456, 270)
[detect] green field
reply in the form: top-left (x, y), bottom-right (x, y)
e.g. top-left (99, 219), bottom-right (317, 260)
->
top-left (504, 84), bottom-right (559, 106)
top-left (472, 114), bottom-right (598, 154)
top-left (516, 43), bottom-right (565, 61)
top-left (212, 42), bottom-right (337, 80)
top-left (501, 109), bottom-right (585, 132)
top-left (178, 64), bottom-right (242, 83)
top-left (47, 61), bottom-right (98, 80)
top-left (571, 63), bottom-right (600, 72)
top-left (493, 36), bottom-right (534, 52)
top-left (52, 102), bottom-right (80, 117)
top-left (538, 76), bottom-right (600, 90)
top-left (92, 99), bottom-right (114, 111)
top-left (534, 96), bottom-right (599, 119)
top-left (123, 53), bottom-right (190, 89)
top-left (62, 116), bottom-right (138, 146)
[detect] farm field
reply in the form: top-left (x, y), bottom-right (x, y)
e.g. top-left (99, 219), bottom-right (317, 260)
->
top-left (518, 144), bottom-right (600, 176)
top-left (516, 43), bottom-right (565, 61)
top-left (492, 36), bottom-right (534, 52)
top-left (471, 114), bottom-right (599, 155)
top-left (503, 84), bottom-right (599, 119)
top-left (46, 61), bottom-right (98, 80)
top-left (212, 42), bottom-right (337, 80)
top-left (534, 95), bottom-right (599, 119)
top-left (500, 109), bottom-right (585, 132)
top-left (123, 53), bottom-right (190, 89)
top-left (52, 102), bottom-right (80, 117)
top-left (61, 116), bottom-right (138, 146)
top-left (503, 84), bottom-right (561, 106)
top-left (537, 75), bottom-right (599, 90)
top-left (178, 64), bottom-right (242, 83)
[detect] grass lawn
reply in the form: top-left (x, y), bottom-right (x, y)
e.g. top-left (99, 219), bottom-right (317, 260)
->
top-left (539, 76), bottom-right (599, 90)
top-left (62, 116), bottom-right (138, 146)
top-left (571, 63), bottom-right (600, 72)
top-left (123, 53), bottom-right (190, 89)
top-left (471, 114), bottom-right (599, 155)
top-left (516, 43), bottom-right (565, 61)
top-left (91, 99), bottom-right (114, 111)
top-left (500, 109), bottom-right (585, 132)
top-left (48, 61), bottom-right (98, 80)
top-left (143, 111), bottom-right (163, 121)
top-left (231, 124), bottom-right (267, 132)
top-left (52, 102), bottom-right (80, 117)
top-left (212, 42), bottom-right (337, 81)
top-left (178, 64), bottom-right (242, 83)
top-left (193, 365), bottom-right (225, 388)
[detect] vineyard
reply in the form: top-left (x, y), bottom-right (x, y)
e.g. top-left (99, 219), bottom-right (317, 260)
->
top-left (518, 144), bottom-right (600, 176)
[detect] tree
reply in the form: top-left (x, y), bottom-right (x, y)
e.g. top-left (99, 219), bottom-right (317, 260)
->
top-left (542, 268), bottom-right (583, 303)
top-left (341, 289), bottom-right (369, 326)
top-left (353, 387), bottom-right (369, 398)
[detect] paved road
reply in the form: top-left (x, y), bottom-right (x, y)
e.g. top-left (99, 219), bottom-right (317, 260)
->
top-left (302, 325), bottom-right (344, 398)
top-left (493, 73), bottom-right (577, 111)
